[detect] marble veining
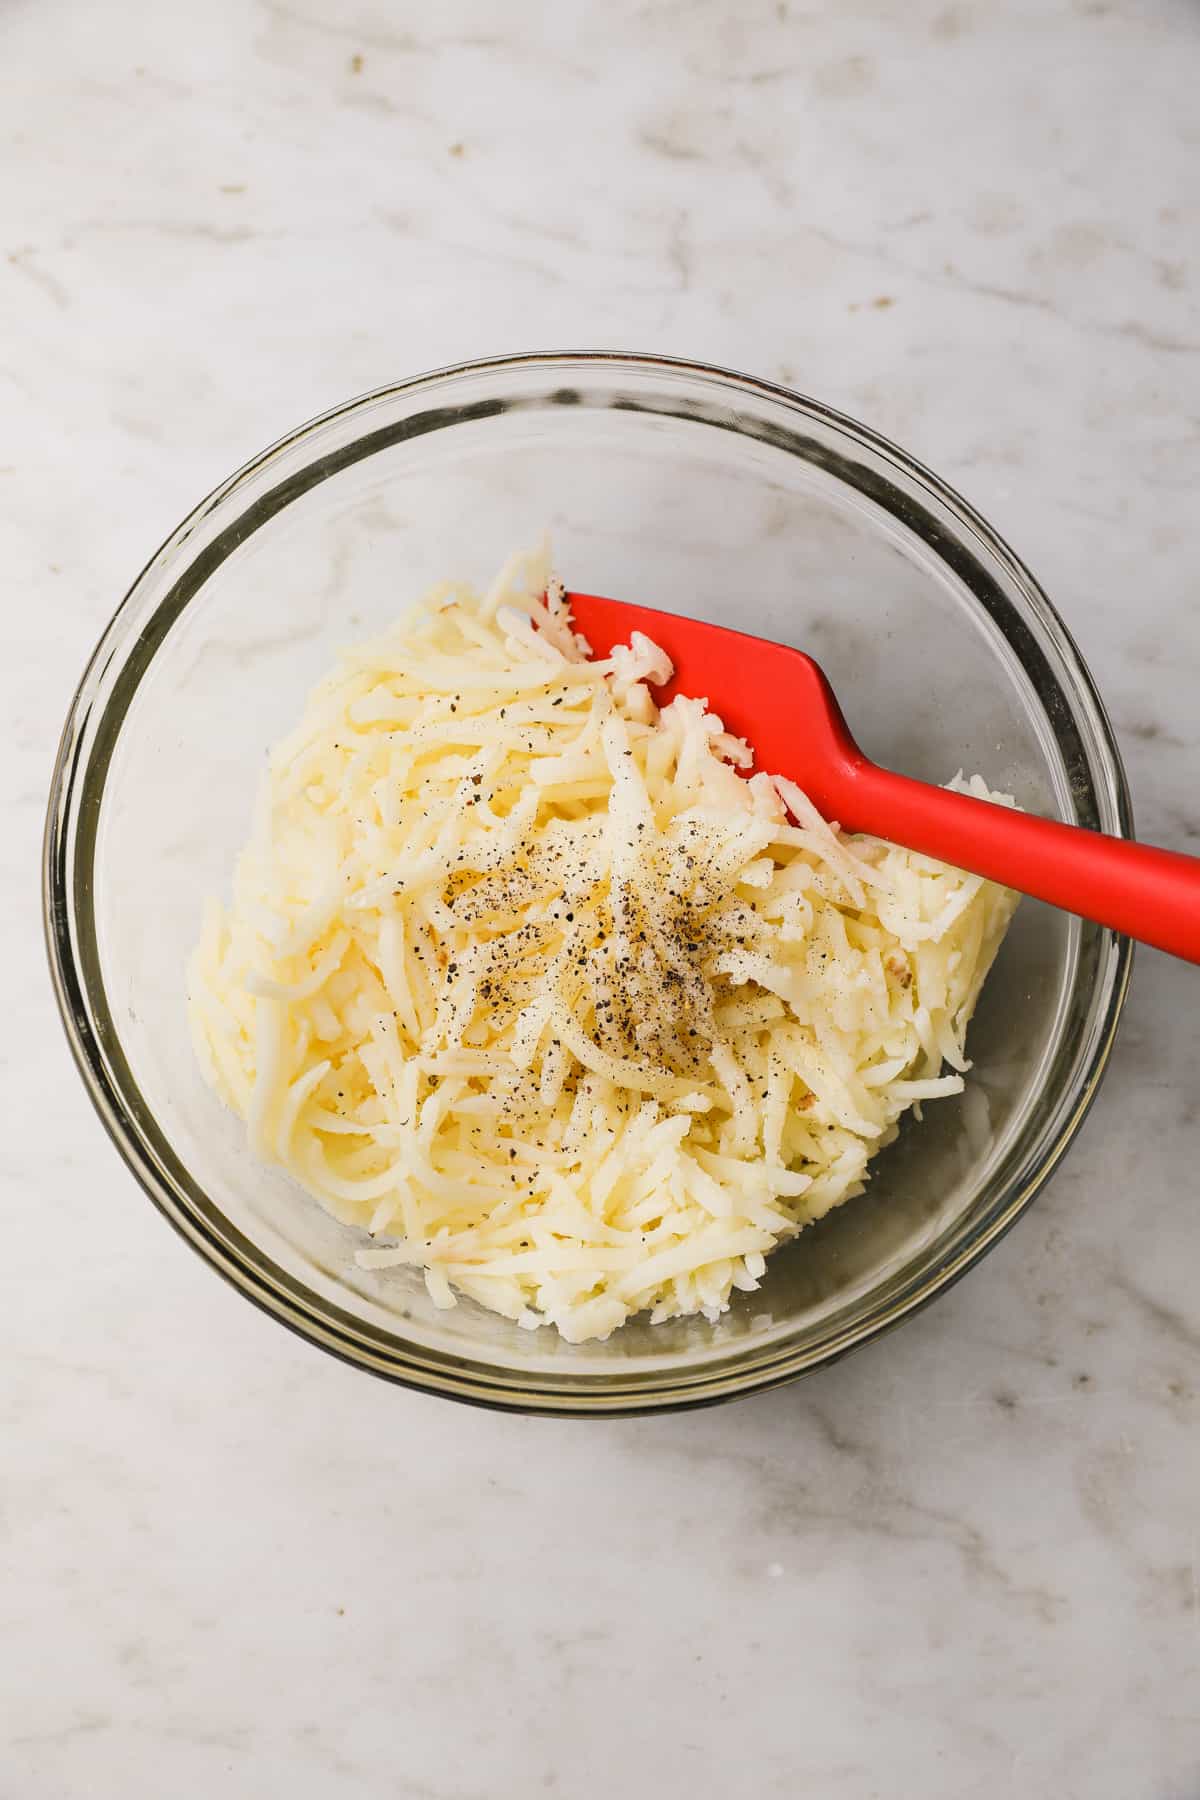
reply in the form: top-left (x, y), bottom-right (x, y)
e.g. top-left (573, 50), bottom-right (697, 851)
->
top-left (2, 0), bottom-right (1198, 1795)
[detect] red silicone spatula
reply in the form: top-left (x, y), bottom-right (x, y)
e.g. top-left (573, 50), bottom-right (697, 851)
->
top-left (566, 591), bottom-right (1200, 964)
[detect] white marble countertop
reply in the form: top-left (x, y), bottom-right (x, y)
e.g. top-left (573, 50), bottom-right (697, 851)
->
top-left (5, 1), bottom-right (1199, 1794)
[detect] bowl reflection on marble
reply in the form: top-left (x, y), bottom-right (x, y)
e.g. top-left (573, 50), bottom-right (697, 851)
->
top-left (44, 352), bottom-right (1131, 1413)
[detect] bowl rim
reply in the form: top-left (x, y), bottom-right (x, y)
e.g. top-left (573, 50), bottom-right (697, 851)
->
top-left (43, 349), bottom-right (1134, 1415)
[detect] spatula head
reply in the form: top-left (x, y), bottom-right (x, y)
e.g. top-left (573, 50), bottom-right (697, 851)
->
top-left (566, 591), bottom-right (864, 818)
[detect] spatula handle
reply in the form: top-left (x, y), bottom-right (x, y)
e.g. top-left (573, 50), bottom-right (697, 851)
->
top-left (843, 762), bottom-right (1200, 963)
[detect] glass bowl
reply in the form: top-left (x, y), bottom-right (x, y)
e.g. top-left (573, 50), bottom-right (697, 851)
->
top-left (44, 353), bottom-right (1132, 1414)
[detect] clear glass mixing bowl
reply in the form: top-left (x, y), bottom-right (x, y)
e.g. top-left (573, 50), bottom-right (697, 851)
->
top-left (44, 353), bottom-right (1132, 1413)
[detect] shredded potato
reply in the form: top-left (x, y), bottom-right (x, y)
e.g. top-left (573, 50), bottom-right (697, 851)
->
top-left (188, 545), bottom-right (1018, 1342)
